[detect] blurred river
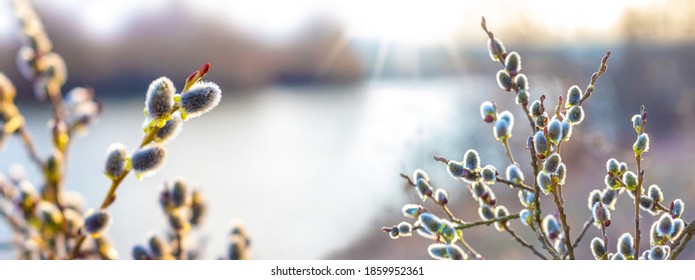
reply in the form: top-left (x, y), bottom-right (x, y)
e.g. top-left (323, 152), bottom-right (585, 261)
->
top-left (1, 78), bottom-right (502, 259)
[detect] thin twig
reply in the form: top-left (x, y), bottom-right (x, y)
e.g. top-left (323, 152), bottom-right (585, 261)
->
top-left (458, 235), bottom-right (483, 260)
top-left (578, 51), bottom-right (612, 106)
top-left (503, 224), bottom-right (547, 260)
top-left (572, 216), bottom-right (594, 249)
top-left (634, 106), bottom-right (646, 260)
top-left (495, 177), bottom-right (534, 192)
top-left (454, 213), bottom-right (520, 230)
top-left (16, 125), bottom-right (44, 169)
top-left (501, 138), bottom-right (517, 165)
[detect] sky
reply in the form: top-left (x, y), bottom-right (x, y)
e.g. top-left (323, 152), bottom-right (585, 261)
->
top-left (0, 0), bottom-right (657, 45)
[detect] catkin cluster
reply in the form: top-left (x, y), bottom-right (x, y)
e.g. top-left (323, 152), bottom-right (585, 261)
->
top-left (380, 17), bottom-right (694, 260)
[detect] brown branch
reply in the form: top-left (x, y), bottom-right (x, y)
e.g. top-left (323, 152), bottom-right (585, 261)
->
top-left (551, 187), bottom-right (574, 259)
top-left (496, 177), bottom-right (534, 192)
top-left (455, 213), bottom-right (520, 230)
top-left (578, 51), bottom-right (612, 105)
top-left (503, 224), bottom-right (548, 260)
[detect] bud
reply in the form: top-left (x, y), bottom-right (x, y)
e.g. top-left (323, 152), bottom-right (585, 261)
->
top-left (131, 144), bottom-right (166, 179)
top-left (633, 133), bottom-right (650, 156)
top-left (494, 116), bottom-right (512, 141)
top-left (397, 222), bottom-right (413, 237)
top-left (617, 233), bottom-right (634, 258)
top-left (84, 209), bottom-right (111, 237)
top-left (0, 73), bottom-right (16, 102)
top-left (418, 212), bottom-right (441, 234)
top-left (487, 38), bottom-right (506, 61)
top-left (669, 218), bottom-right (684, 241)
top-left (542, 215), bottom-right (561, 240)
top-left (670, 199), bottom-right (684, 219)
top-left (148, 234), bottom-right (170, 259)
top-left (533, 131), bottom-right (549, 156)
top-left (496, 70), bottom-right (512, 91)
top-left (605, 174), bottom-right (621, 190)
top-left (560, 120), bottom-right (572, 141)
top-left (537, 172), bottom-right (553, 194)
top-left (447, 161), bottom-right (466, 179)
top-left (439, 221), bottom-right (458, 244)
top-left (639, 195), bottom-right (656, 215)
top-left (472, 182), bottom-right (495, 205)
top-left (180, 81), bottom-right (222, 120)
top-left (530, 100), bottom-right (543, 118)
top-left (481, 165), bottom-right (496, 185)
top-left (566, 85), bottom-right (582, 107)
top-left (446, 244), bottom-right (467, 260)
top-left (651, 222), bottom-right (664, 246)
top-left (606, 158), bottom-right (620, 175)
top-left (170, 179), bottom-right (189, 208)
top-left (103, 143), bottom-right (128, 179)
top-left (656, 214), bottom-right (674, 237)
top-left (622, 171), bottom-right (638, 191)
top-left (647, 185), bottom-right (663, 203)
top-left (555, 163), bottom-right (566, 185)
top-left (505, 164), bottom-right (524, 184)
top-left (519, 209), bottom-right (532, 226)
top-left (631, 114), bottom-right (643, 134)
top-left (413, 169), bottom-right (429, 182)
top-left (132, 245), bottom-right (151, 260)
top-left (62, 208), bottom-right (84, 236)
top-left (546, 118), bottom-right (563, 144)
top-left (415, 178), bottom-right (433, 201)
top-left (641, 250), bottom-right (650, 260)
top-left (480, 101), bottom-right (496, 123)
top-left (168, 210), bottom-right (190, 233)
top-left (514, 74), bottom-right (528, 90)
top-left (389, 227), bottom-right (400, 239)
top-left (619, 162), bottom-right (629, 174)
top-left (544, 153), bottom-right (561, 174)
top-left (566, 106), bottom-right (585, 125)
top-left (190, 189), bottom-right (206, 226)
top-left (34, 201), bottom-right (63, 231)
top-left (434, 189), bottom-right (448, 205)
top-left (611, 253), bottom-right (626, 260)
top-left (402, 204), bottom-right (424, 219)
top-left (535, 112), bottom-right (548, 128)
top-left (592, 202), bottom-right (611, 227)
top-left (145, 77), bottom-right (176, 120)
top-left (588, 189), bottom-right (601, 210)
top-left (516, 89), bottom-right (530, 105)
top-left (228, 234), bottom-right (248, 260)
top-left (648, 246), bottom-right (670, 260)
top-left (463, 149), bottom-right (481, 170)
top-left (494, 205), bottom-right (510, 232)
top-left (601, 188), bottom-right (618, 210)
top-left (154, 113), bottom-right (183, 144)
top-left (43, 53), bottom-right (67, 85)
top-left (427, 243), bottom-right (449, 260)
top-left (518, 190), bottom-right (535, 208)
top-left (590, 237), bottom-right (607, 259)
top-left (478, 204), bottom-right (495, 221)
top-left (554, 239), bottom-right (567, 256)
top-left (504, 51), bottom-right (521, 76)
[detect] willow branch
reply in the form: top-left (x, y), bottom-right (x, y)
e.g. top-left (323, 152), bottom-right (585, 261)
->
top-left (503, 224), bottom-right (547, 260)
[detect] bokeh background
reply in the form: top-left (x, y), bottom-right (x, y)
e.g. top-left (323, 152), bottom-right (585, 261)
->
top-left (1, 0), bottom-right (695, 259)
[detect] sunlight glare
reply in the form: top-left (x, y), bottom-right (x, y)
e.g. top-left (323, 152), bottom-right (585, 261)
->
top-left (334, 0), bottom-right (466, 46)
